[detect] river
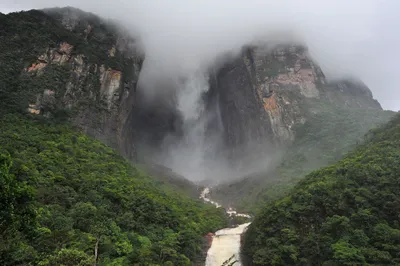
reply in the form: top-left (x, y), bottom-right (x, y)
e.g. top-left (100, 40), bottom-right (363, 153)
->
top-left (200, 188), bottom-right (251, 266)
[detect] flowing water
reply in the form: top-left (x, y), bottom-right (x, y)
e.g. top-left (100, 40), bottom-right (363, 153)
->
top-left (205, 222), bottom-right (251, 266)
top-left (200, 188), bottom-right (251, 266)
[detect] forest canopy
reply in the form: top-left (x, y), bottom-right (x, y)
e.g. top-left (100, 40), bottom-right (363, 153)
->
top-left (243, 113), bottom-right (400, 265)
top-left (0, 113), bottom-right (227, 265)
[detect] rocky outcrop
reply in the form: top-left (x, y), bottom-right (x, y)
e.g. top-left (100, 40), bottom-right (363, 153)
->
top-left (211, 45), bottom-right (382, 161)
top-left (99, 66), bottom-right (122, 109)
top-left (209, 53), bottom-right (274, 163)
top-left (22, 8), bottom-right (143, 157)
top-left (26, 42), bottom-right (73, 73)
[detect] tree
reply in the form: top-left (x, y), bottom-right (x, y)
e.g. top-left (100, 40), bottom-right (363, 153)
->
top-left (0, 151), bottom-right (37, 264)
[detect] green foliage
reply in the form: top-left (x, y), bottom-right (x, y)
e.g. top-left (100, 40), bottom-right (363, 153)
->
top-left (41, 248), bottom-right (94, 266)
top-left (0, 10), bottom-right (226, 265)
top-left (0, 9), bottom-right (135, 115)
top-left (0, 114), bottom-right (227, 265)
top-left (251, 102), bottom-right (395, 210)
top-left (215, 101), bottom-right (394, 214)
top-left (0, 151), bottom-right (37, 265)
top-left (243, 113), bottom-right (400, 265)
top-left (0, 10), bottom-right (81, 113)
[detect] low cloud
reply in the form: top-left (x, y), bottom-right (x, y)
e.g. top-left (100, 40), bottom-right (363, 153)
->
top-left (4, 0), bottom-right (400, 109)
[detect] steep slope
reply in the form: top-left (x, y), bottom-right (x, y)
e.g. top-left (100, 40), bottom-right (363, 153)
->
top-left (211, 45), bottom-right (382, 157)
top-left (213, 45), bottom-right (382, 150)
top-left (0, 8), bottom-right (142, 158)
top-left (242, 113), bottom-right (400, 265)
top-left (209, 45), bottom-right (394, 211)
top-left (0, 8), bottom-right (192, 180)
top-left (0, 8), bottom-right (228, 266)
top-left (0, 113), bottom-right (227, 265)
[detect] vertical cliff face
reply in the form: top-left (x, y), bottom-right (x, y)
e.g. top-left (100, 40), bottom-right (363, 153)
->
top-left (209, 53), bottom-right (274, 162)
top-left (209, 45), bottom-right (393, 210)
top-left (211, 45), bottom-right (382, 161)
top-left (50, 8), bottom-right (144, 158)
top-left (3, 8), bottom-right (143, 157)
top-left (1, 7), bottom-right (193, 164)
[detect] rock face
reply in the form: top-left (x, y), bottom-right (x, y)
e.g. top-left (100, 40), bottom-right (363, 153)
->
top-left (19, 8), bottom-right (143, 157)
top-left (210, 45), bottom-right (382, 160)
top-left (1, 7), bottom-right (181, 162)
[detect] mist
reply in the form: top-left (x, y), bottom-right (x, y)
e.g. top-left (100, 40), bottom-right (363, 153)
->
top-left (2, 0), bottom-right (400, 181)
top-left (2, 0), bottom-right (399, 109)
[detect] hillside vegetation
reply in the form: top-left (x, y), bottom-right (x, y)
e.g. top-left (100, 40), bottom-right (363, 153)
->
top-left (212, 101), bottom-right (394, 213)
top-left (0, 113), bottom-right (227, 265)
top-left (0, 9), bottom-right (230, 265)
top-left (243, 113), bottom-right (400, 265)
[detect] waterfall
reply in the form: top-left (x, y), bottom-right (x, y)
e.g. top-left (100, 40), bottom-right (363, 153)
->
top-left (200, 188), bottom-right (251, 266)
top-left (172, 73), bottom-right (210, 180)
top-left (205, 223), bottom-right (251, 266)
top-left (163, 72), bottom-right (227, 181)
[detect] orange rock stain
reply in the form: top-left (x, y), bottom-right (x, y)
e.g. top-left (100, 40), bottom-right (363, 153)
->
top-left (27, 62), bottom-right (47, 72)
top-left (262, 92), bottom-right (278, 111)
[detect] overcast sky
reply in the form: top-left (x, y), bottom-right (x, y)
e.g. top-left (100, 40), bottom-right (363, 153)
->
top-left (1, 0), bottom-right (400, 110)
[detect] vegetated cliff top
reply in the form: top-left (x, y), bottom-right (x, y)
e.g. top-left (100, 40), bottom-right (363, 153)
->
top-left (242, 112), bottom-right (400, 265)
top-left (0, 7), bottom-right (133, 111)
top-left (1, 7), bottom-right (146, 157)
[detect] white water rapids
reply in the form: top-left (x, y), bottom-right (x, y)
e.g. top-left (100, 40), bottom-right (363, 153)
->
top-left (200, 188), bottom-right (251, 266)
top-left (205, 223), bottom-right (251, 266)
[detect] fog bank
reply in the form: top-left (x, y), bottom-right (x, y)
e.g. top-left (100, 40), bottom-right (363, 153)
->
top-left (2, 0), bottom-right (400, 109)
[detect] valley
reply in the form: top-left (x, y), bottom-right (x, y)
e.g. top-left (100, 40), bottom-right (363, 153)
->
top-left (1, 5), bottom-right (400, 266)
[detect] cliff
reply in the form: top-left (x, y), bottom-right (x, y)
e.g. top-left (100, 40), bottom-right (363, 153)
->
top-left (0, 7), bottom-right (142, 158)
top-left (211, 45), bottom-right (382, 157)
top-left (209, 45), bottom-right (394, 210)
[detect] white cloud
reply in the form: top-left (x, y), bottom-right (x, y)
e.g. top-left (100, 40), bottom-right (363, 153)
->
top-left (4, 0), bottom-right (399, 109)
